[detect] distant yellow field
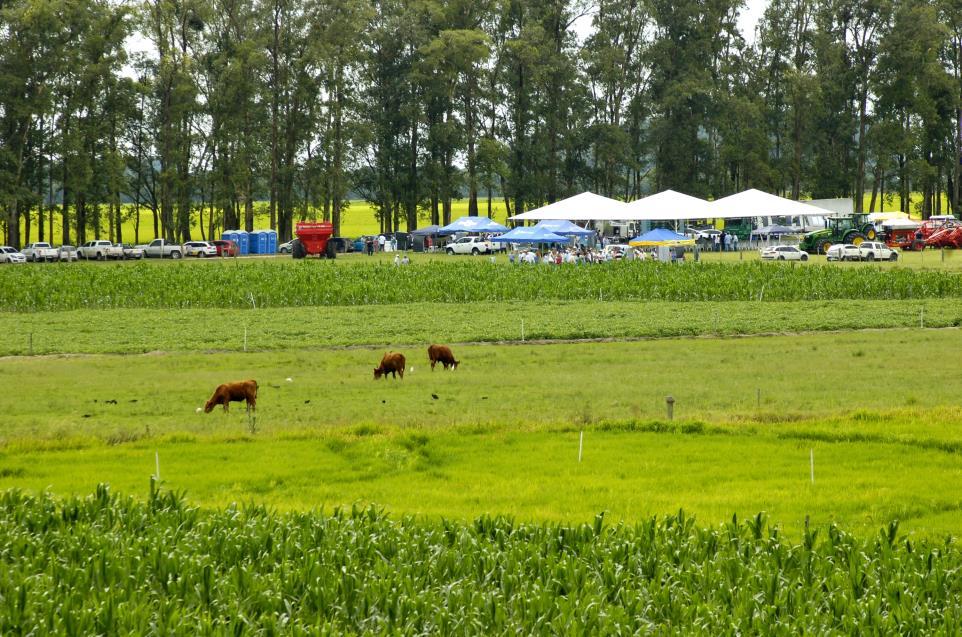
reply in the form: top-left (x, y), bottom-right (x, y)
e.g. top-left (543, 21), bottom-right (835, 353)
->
top-left (17, 199), bottom-right (514, 243)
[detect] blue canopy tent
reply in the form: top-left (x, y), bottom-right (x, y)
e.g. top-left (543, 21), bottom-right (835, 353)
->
top-left (628, 228), bottom-right (695, 246)
top-left (490, 226), bottom-right (569, 244)
top-left (410, 225), bottom-right (443, 236)
top-left (532, 219), bottom-right (595, 237)
top-left (438, 216), bottom-right (509, 235)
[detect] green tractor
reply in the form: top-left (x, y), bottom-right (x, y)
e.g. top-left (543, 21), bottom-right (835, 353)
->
top-left (799, 214), bottom-right (878, 254)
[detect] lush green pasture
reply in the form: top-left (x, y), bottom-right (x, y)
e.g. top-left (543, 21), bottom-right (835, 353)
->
top-left (5, 259), bottom-right (962, 311)
top-left (3, 331), bottom-right (962, 535)
top-left (1, 298), bottom-right (961, 356)
top-left (3, 489), bottom-right (959, 635)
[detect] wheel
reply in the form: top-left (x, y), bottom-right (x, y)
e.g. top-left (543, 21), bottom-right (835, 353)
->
top-left (98, 252), bottom-right (105, 261)
top-left (446, 248), bottom-right (454, 255)
top-left (471, 248), bottom-right (479, 255)
top-left (846, 232), bottom-right (866, 246)
top-left (888, 252), bottom-right (898, 261)
top-left (864, 227), bottom-right (877, 240)
top-left (325, 241), bottom-right (337, 259)
top-left (198, 252), bottom-right (206, 258)
top-left (865, 253), bottom-right (875, 261)
top-left (170, 250), bottom-right (182, 259)
top-left (818, 239), bottom-right (833, 255)
top-left (292, 239), bottom-right (306, 259)
top-left (778, 255), bottom-right (785, 260)
top-left (801, 254), bottom-right (808, 261)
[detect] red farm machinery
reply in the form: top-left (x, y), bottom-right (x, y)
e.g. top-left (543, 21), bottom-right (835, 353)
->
top-left (291, 222), bottom-right (336, 259)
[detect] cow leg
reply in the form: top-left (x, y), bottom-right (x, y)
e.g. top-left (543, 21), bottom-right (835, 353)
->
top-left (431, 360), bottom-right (436, 370)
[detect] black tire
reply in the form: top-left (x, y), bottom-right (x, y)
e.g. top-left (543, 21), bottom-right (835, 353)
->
top-left (818, 239), bottom-right (833, 255)
top-left (865, 253), bottom-right (875, 262)
top-left (864, 226), bottom-right (877, 240)
top-left (801, 254), bottom-right (809, 261)
top-left (471, 248), bottom-right (479, 255)
top-left (778, 255), bottom-right (785, 260)
top-left (888, 252), bottom-right (898, 262)
top-left (325, 241), bottom-right (337, 259)
top-left (292, 239), bottom-right (306, 259)
top-left (845, 231), bottom-right (866, 246)
top-left (98, 252), bottom-right (105, 261)
top-left (446, 248), bottom-right (454, 255)
top-left (170, 250), bottom-right (182, 259)
top-left (198, 252), bottom-right (206, 258)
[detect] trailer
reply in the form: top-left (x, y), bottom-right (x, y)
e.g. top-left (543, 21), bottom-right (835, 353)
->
top-left (291, 222), bottom-right (336, 259)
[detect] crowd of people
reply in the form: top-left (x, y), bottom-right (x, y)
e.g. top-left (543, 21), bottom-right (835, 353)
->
top-left (508, 245), bottom-right (666, 264)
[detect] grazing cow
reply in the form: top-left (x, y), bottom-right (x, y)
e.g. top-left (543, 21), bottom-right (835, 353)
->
top-left (427, 344), bottom-right (459, 371)
top-left (374, 352), bottom-right (406, 379)
top-left (204, 379), bottom-right (258, 413)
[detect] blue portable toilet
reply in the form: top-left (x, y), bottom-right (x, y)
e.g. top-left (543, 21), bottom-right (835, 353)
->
top-left (248, 231), bottom-right (261, 255)
top-left (236, 231), bottom-right (250, 255)
top-left (265, 229), bottom-right (278, 254)
top-left (256, 231), bottom-right (269, 255)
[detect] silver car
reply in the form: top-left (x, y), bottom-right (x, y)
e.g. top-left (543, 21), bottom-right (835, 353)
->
top-left (0, 246), bottom-right (26, 263)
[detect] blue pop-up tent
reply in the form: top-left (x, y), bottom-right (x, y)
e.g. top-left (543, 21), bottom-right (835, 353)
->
top-left (490, 226), bottom-right (569, 244)
top-left (410, 225), bottom-right (443, 236)
top-left (533, 219), bottom-right (595, 237)
top-left (438, 216), bottom-right (509, 235)
top-left (628, 228), bottom-right (695, 246)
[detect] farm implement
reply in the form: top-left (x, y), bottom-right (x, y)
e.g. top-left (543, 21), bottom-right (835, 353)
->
top-left (291, 222), bottom-right (336, 259)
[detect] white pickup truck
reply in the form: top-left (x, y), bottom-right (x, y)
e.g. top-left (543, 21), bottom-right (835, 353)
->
top-left (143, 239), bottom-right (184, 259)
top-left (445, 236), bottom-right (499, 255)
top-left (22, 242), bottom-right (58, 262)
top-left (78, 240), bottom-right (123, 260)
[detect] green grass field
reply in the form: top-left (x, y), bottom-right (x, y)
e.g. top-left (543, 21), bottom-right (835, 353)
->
top-left (3, 329), bottom-right (962, 536)
top-left (5, 251), bottom-right (962, 632)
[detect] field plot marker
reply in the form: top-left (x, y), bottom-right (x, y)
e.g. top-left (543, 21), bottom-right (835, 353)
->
top-left (521, 319), bottom-right (525, 342)
top-left (578, 431), bottom-right (584, 463)
top-left (28, 332), bottom-right (33, 355)
top-left (155, 451), bottom-right (160, 481)
top-left (756, 388), bottom-right (761, 409)
top-left (666, 396), bottom-right (675, 421)
top-left (920, 307), bottom-right (924, 329)
top-left (810, 449), bottom-right (814, 484)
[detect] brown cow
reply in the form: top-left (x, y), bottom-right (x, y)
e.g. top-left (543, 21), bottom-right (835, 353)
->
top-left (427, 344), bottom-right (459, 371)
top-left (374, 352), bottom-right (406, 379)
top-left (204, 379), bottom-right (258, 413)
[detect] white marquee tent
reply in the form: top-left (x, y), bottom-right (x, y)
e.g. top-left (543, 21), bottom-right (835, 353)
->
top-left (508, 191), bottom-right (626, 221)
top-left (622, 189), bottom-right (714, 221)
top-left (710, 188), bottom-right (831, 220)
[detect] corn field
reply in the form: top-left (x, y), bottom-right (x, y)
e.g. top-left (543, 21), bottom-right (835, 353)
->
top-left (1, 486), bottom-right (959, 634)
top-left (4, 261), bottom-right (962, 311)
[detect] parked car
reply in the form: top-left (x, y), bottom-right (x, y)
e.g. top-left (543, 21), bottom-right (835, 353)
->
top-left (858, 241), bottom-right (899, 262)
top-left (278, 240), bottom-right (295, 254)
top-left (119, 244), bottom-right (145, 260)
top-left (182, 241), bottom-right (218, 257)
top-left (0, 246), bottom-right (26, 264)
top-left (144, 239), bottom-right (183, 259)
top-left (825, 243), bottom-right (861, 262)
top-left (57, 245), bottom-right (79, 262)
top-left (329, 237), bottom-right (354, 253)
top-left (211, 239), bottom-right (238, 256)
top-left (446, 236), bottom-right (498, 255)
top-left (760, 245), bottom-right (808, 261)
top-left (601, 244), bottom-right (633, 260)
top-left (685, 226), bottom-right (721, 240)
top-left (78, 240), bottom-right (121, 260)
top-left (22, 242), bottom-right (58, 262)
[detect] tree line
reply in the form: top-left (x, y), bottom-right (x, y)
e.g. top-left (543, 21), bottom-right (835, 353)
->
top-left (1, 0), bottom-right (960, 248)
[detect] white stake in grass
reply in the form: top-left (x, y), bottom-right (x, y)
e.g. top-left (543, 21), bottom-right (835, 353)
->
top-left (155, 451), bottom-right (160, 481)
top-left (578, 431), bottom-right (584, 463)
top-left (521, 319), bottom-right (525, 342)
top-left (810, 448), bottom-right (814, 484)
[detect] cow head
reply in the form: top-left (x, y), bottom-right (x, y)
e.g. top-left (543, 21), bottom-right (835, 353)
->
top-left (203, 398), bottom-right (217, 413)
top-left (374, 367), bottom-right (383, 379)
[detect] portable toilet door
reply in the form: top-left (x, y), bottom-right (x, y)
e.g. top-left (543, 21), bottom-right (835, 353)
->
top-left (266, 229), bottom-right (277, 254)
top-left (257, 231), bottom-right (269, 255)
top-left (251, 231), bottom-right (264, 255)
top-left (236, 231), bottom-right (250, 255)
top-left (247, 231), bottom-right (259, 255)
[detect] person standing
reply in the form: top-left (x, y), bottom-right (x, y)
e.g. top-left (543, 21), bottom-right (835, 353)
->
top-left (377, 234), bottom-right (386, 252)
top-left (732, 233), bottom-right (739, 251)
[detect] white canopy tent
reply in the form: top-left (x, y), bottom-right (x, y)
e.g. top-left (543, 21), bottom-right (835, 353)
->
top-left (508, 191), bottom-right (627, 221)
top-left (622, 189), bottom-right (714, 221)
top-left (710, 188), bottom-right (827, 218)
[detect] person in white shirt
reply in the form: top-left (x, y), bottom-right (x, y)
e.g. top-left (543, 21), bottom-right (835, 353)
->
top-left (378, 235), bottom-right (386, 252)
